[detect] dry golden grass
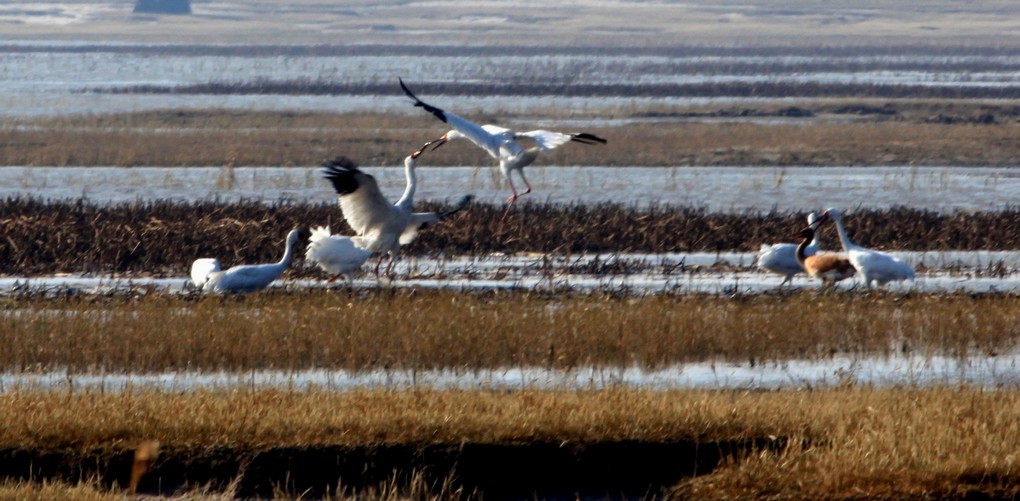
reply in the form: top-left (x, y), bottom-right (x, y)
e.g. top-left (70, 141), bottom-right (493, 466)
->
top-left (675, 387), bottom-right (1020, 499)
top-left (1, 291), bottom-right (1017, 373)
top-left (5, 102), bottom-right (1020, 167)
top-left (0, 387), bottom-right (1017, 499)
top-left (0, 480), bottom-right (123, 501)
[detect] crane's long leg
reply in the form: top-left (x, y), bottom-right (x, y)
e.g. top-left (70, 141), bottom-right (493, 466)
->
top-left (498, 169), bottom-right (533, 230)
top-left (384, 253), bottom-right (397, 278)
top-left (518, 168), bottom-right (533, 198)
top-left (498, 177), bottom-right (519, 230)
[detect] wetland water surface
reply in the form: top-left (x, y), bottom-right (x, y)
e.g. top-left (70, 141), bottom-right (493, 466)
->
top-left (7, 352), bottom-right (1019, 393)
top-left (3, 165), bottom-right (1018, 212)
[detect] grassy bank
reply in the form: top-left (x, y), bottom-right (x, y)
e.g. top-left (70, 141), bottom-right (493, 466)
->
top-left (0, 387), bottom-right (1016, 498)
top-left (3, 101), bottom-right (1020, 168)
top-left (0, 291), bottom-right (1016, 373)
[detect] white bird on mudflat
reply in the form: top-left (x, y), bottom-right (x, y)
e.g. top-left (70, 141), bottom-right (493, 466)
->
top-left (818, 208), bottom-right (915, 288)
top-left (756, 212), bottom-right (820, 287)
top-left (203, 229), bottom-right (301, 293)
top-left (398, 78), bottom-right (606, 225)
top-left (322, 153), bottom-right (473, 278)
top-left (304, 226), bottom-right (372, 286)
top-left (189, 257), bottom-right (221, 288)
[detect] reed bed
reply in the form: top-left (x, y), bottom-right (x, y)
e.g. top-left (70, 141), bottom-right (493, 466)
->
top-left (0, 387), bottom-right (1017, 499)
top-left (5, 103), bottom-right (1020, 167)
top-left (0, 198), bottom-right (1018, 275)
top-left (0, 291), bottom-right (1016, 373)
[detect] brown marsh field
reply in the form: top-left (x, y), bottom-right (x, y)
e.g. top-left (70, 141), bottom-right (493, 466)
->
top-left (3, 103), bottom-right (1020, 498)
top-left (0, 291), bottom-right (1018, 498)
top-left (5, 100), bottom-right (1020, 168)
top-left (5, 37), bottom-right (1020, 498)
top-left (2, 199), bottom-right (1020, 276)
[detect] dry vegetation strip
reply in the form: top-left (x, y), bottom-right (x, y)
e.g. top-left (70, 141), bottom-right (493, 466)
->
top-left (2, 199), bottom-right (1019, 275)
top-left (1, 291), bottom-right (1017, 373)
top-left (4, 102), bottom-right (1020, 167)
top-left (0, 387), bottom-right (1017, 499)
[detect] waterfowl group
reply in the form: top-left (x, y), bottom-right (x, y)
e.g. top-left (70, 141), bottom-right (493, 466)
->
top-left (192, 78), bottom-right (916, 293)
top-left (758, 207), bottom-right (915, 290)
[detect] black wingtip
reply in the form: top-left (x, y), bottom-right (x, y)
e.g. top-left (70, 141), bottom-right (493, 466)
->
top-left (397, 78), bottom-right (449, 124)
top-left (398, 77), bottom-right (414, 98)
top-left (321, 156), bottom-right (362, 196)
top-left (570, 132), bottom-right (608, 145)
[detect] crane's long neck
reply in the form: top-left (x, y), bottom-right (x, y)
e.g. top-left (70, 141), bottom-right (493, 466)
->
top-left (832, 217), bottom-right (855, 252)
top-left (395, 158), bottom-right (417, 209)
top-left (277, 234), bottom-right (297, 268)
top-left (796, 236), bottom-right (811, 266)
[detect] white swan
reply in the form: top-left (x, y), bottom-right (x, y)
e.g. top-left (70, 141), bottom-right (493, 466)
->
top-left (304, 226), bottom-right (372, 286)
top-left (189, 258), bottom-right (221, 288)
top-left (203, 229), bottom-right (301, 293)
top-left (322, 153), bottom-right (472, 277)
top-left (820, 208), bottom-right (915, 288)
top-left (756, 212), bottom-right (819, 286)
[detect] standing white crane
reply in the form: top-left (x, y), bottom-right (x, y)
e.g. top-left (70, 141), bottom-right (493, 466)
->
top-left (756, 212), bottom-right (821, 287)
top-left (398, 78), bottom-right (606, 225)
top-left (818, 207), bottom-right (915, 288)
top-left (304, 226), bottom-right (372, 286)
top-left (322, 153), bottom-right (473, 278)
top-left (203, 229), bottom-right (301, 293)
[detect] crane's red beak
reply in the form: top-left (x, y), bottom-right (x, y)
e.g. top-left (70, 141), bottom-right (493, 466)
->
top-left (428, 136), bottom-right (448, 151)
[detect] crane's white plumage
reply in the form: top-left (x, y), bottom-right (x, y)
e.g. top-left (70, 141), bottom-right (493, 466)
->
top-left (399, 78), bottom-right (605, 224)
top-left (322, 154), bottom-right (473, 277)
top-left (203, 229), bottom-right (301, 293)
top-left (190, 258), bottom-right (221, 288)
top-left (821, 208), bottom-right (915, 288)
top-left (757, 212), bottom-right (820, 286)
top-left (304, 226), bottom-right (372, 286)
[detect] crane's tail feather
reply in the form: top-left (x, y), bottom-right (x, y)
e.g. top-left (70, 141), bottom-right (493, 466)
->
top-left (424, 194), bottom-right (475, 227)
top-left (398, 77), bottom-right (449, 124)
top-left (570, 132), bottom-right (608, 145)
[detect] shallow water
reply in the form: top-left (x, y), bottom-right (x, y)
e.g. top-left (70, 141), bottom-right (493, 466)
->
top-left (3, 165), bottom-right (1019, 212)
top-left (6, 352), bottom-right (1019, 392)
top-left (3, 42), bottom-right (1020, 117)
top-left (3, 250), bottom-right (1020, 296)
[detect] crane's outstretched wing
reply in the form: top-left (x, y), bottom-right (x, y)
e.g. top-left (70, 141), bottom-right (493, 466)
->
top-left (322, 158), bottom-right (394, 237)
top-left (399, 78), bottom-right (503, 159)
top-left (518, 130), bottom-right (607, 151)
